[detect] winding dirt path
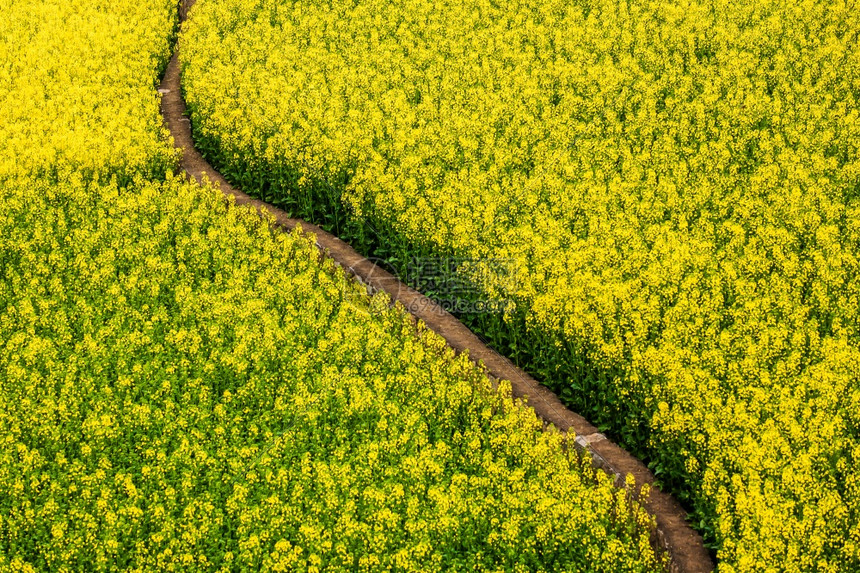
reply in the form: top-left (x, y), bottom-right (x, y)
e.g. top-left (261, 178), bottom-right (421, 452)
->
top-left (158, 2), bottom-right (714, 571)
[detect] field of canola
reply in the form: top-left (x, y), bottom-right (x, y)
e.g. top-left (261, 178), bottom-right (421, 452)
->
top-left (0, 0), bottom-right (664, 571)
top-left (180, 0), bottom-right (860, 570)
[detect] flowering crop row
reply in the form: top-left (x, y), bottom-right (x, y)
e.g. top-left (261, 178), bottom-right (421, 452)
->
top-left (0, 0), bottom-right (663, 570)
top-left (180, 0), bottom-right (860, 570)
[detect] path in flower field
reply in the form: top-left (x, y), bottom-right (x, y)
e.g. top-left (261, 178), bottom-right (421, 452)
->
top-left (160, 1), bottom-right (713, 571)
top-left (0, 0), bottom-right (680, 570)
top-left (178, 0), bottom-right (860, 569)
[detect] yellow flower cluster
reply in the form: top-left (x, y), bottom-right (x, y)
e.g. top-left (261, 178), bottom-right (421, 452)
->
top-left (0, 0), bottom-right (663, 570)
top-left (180, 0), bottom-right (860, 570)
top-left (0, 0), bottom-right (177, 184)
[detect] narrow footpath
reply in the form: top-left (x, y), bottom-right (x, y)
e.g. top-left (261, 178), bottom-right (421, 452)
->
top-left (158, 3), bottom-right (714, 571)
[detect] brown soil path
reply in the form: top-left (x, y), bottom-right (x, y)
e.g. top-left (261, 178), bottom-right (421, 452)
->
top-left (159, 3), bottom-right (714, 571)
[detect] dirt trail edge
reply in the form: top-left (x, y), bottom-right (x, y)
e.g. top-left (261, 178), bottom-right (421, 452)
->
top-left (159, 5), bottom-right (714, 571)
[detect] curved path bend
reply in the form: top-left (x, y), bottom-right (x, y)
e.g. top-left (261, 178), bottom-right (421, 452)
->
top-left (159, 3), bottom-right (714, 571)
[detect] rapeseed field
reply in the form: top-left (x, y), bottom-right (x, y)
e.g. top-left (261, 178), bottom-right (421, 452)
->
top-left (180, 0), bottom-right (860, 569)
top-left (0, 0), bottom-right (664, 570)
